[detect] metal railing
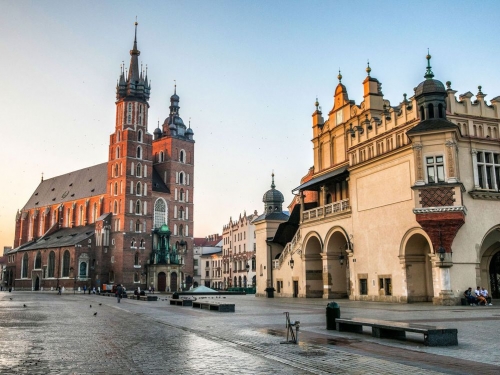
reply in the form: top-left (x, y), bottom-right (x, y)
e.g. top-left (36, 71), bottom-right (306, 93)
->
top-left (302, 199), bottom-right (350, 222)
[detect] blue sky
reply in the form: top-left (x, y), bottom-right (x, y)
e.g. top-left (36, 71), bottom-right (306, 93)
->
top-left (1, 1), bottom-right (499, 248)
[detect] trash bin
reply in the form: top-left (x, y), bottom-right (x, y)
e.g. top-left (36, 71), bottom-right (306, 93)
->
top-left (326, 302), bottom-right (340, 330)
top-left (265, 287), bottom-right (275, 298)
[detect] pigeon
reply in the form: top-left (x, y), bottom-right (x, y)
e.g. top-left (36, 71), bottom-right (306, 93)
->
top-left (90, 305), bottom-right (92, 308)
top-left (9, 298), bottom-right (12, 300)
top-left (93, 312), bottom-right (97, 316)
top-left (23, 304), bottom-right (27, 308)
top-left (99, 303), bottom-right (102, 306)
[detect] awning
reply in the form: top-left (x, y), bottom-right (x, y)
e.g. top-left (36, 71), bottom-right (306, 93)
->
top-left (292, 166), bottom-right (348, 193)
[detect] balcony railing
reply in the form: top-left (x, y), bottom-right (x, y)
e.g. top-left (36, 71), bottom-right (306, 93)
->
top-left (273, 229), bottom-right (301, 270)
top-left (302, 199), bottom-right (350, 222)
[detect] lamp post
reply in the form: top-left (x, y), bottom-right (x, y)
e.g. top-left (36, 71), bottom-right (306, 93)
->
top-left (289, 257), bottom-right (294, 269)
top-left (245, 261), bottom-right (249, 288)
top-left (70, 267), bottom-right (76, 294)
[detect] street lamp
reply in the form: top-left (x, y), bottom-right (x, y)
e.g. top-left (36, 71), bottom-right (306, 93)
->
top-left (437, 246), bottom-right (446, 265)
top-left (70, 267), bottom-right (76, 294)
top-left (289, 257), bottom-right (294, 269)
top-left (245, 262), bottom-right (249, 288)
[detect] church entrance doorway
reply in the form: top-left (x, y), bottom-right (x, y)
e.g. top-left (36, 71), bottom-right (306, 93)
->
top-left (158, 272), bottom-right (166, 292)
top-left (170, 272), bottom-right (178, 292)
top-left (34, 276), bottom-right (40, 291)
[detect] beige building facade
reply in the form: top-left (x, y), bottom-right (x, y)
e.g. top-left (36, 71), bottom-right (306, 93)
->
top-left (255, 55), bottom-right (500, 305)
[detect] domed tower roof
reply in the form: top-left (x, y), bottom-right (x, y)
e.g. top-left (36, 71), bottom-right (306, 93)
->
top-left (413, 52), bottom-right (448, 122)
top-left (414, 52), bottom-right (446, 98)
top-left (158, 224), bottom-right (171, 234)
top-left (262, 173), bottom-right (284, 214)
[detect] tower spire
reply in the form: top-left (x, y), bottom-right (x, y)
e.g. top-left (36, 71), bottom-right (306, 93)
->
top-left (424, 49), bottom-right (434, 80)
top-left (128, 20), bottom-right (141, 83)
top-left (271, 172), bottom-right (275, 189)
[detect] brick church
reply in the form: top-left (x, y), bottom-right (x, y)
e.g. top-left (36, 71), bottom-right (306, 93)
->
top-left (4, 24), bottom-right (195, 293)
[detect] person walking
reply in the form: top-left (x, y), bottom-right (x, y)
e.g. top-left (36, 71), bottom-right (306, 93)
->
top-left (83, 285), bottom-right (87, 294)
top-left (116, 284), bottom-right (123, 303)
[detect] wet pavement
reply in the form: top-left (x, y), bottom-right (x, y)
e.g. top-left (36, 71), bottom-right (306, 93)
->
top-left (0, 292), bottom-right (499, 374)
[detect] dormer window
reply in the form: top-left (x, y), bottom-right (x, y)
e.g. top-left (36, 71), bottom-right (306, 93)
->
top-left (426, 156), bottom-right (444, 183)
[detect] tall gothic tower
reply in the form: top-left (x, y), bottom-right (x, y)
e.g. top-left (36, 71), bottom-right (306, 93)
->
top-left (106, 22), bottom-right (154, 286)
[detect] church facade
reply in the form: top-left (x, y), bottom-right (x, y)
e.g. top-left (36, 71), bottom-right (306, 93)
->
top-left (255, 55), bottom-right (500, 305)
top-left (4, 24), bottom-right (195, 293)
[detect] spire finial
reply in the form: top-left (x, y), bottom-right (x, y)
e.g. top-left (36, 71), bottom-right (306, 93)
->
top-left (174, 79), bottom-right (176, 94)
top-left (424, 49), bottom-right (434, 79)
top-left (133, 18), bottom-right (138, 50)
top-left (366, 60), bottom-right (371, 76)
top-left (41, 172), bottom-right (44, 182)
top-left (337, 69), bottom-right (342, 83)
top-left (271, 171), bottom-right (275, 189)
top-left (189, 117), bottom-right (191, 128)
top-left (315, 96), bottom-right (319, 110)
top-left (478, 85), bottom-right (483, 95)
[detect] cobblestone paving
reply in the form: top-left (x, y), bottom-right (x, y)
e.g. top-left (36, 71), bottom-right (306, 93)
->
top-left (1, 292), bottom-right (499, 374)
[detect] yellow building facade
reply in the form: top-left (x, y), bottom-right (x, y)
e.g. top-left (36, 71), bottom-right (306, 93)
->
top-left (255, 55), bottom-right (500, 305)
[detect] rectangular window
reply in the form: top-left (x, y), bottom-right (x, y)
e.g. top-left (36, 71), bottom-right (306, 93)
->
top-left (205, 270), bottom-right (209, 277)
top-left (193, 259), bottom-right (198, 267)
top-left (426, 155), bottom-right (445, 183)
top-left (206, 261), bottom-right (209, 267)
top-left (379, 277), bottom-right (392, 296)
top-left (476, 151), bottom-right (500, 190)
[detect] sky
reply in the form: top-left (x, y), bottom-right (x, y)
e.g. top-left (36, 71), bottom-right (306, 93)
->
top-left (1, 1), bottom-right (499, 249)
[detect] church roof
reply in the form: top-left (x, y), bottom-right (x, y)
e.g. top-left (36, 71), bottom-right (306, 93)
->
top-left (152, 167), bottom-right (170, 193)
top-left (22, 163), bottom-right (108, 211)
top-left (15, 225), bottom-right (95, 252)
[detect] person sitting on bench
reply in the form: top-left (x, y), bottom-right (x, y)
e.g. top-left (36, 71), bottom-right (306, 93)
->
top-left (480, 287), bottom-right (493, 305)
top-left (475, 286), bottom-right (488, 305)
top-left (464, 287), bottom-right (477, 305)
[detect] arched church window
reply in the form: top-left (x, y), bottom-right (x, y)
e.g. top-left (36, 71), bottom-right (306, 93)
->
top-left (137, 146), bottom-right (142, 159)
top-left (136, 182), bottom-right (142, 195)
top-left (113, 201), bottom-right (118, 214)
top-left (22, 253), bottom-right (29, 278)
top-left (138, 129), bottom-right (143, 143)
top-left (35, 251), bottom-right (41, 269)
top-left (160, 151), bottom-right (164, 162)
top-left (48, 251), bottom-right (55, 278)
top-left (134, 252), bottom-right (139, 265)
top-left (62, 250), bottom-right (70, 277)
top-left (135, 220), bottom-right (141, 232)
top-left (116, 147), bottom-right (120, 159)
top-left (135, 200), bottom-right (141, 215)
top-left (136, 163), bottom-right (142, 177)
top-left (154, 198), bottom-right (167, 229)
top-left (179, 172), bottom-right (184, 185)
top-left (180, 150), bottom-right (185, 163)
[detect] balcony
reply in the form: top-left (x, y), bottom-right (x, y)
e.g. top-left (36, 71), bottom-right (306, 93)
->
top-left (302, 199), bottom-right (350, 222)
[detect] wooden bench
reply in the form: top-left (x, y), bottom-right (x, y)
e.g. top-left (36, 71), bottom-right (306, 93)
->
top-left (139, 295), bottom-right (158, 301)
top-left (192, 301), bottom-right (235, 312)
top-left (336, 318), bottom-right (457, 346)
top-left (169, 298), bottom-right (193, 307)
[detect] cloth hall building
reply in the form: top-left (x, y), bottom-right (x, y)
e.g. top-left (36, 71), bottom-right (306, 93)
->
top-left (4, 25), bottom-right (195, 293)
top-left (255, 55), bottom-right (500, 305)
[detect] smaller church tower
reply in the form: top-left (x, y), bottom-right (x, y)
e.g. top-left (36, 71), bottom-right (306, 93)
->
top-left (152, 85), bottom-right (195, 290)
